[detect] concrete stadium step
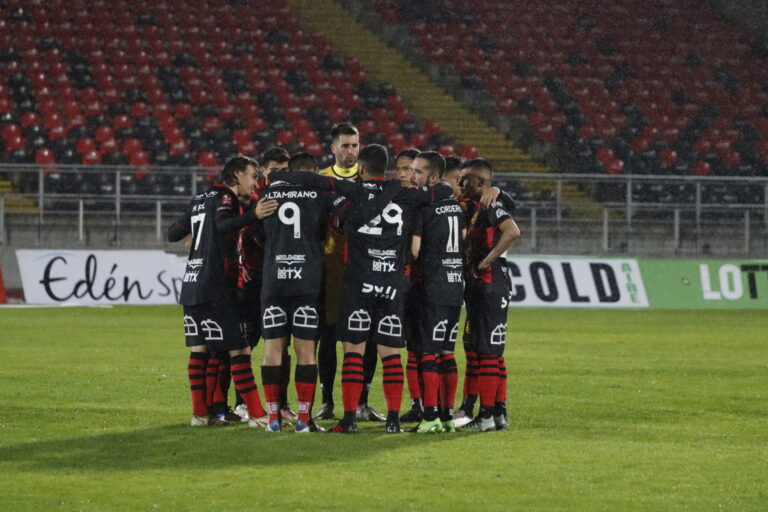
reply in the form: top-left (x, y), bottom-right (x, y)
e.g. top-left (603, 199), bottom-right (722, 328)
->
top-left (1, 180), bottom-right (38, 213)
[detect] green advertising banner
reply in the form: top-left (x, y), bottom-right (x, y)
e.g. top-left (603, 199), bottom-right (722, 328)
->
top-left (640, 259), bottom-right (768, 309)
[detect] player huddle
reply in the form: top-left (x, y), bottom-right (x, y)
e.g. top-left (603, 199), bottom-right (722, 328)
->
top-left (169, 123), bottom-right (521, 434)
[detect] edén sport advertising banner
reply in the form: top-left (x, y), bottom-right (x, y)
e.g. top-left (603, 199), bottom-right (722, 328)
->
top-left (16, 250), bottom-right (187, 305)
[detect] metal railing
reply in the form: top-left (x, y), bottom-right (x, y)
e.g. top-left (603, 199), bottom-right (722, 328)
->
top-left (1, 164), bottom-right (766, 255)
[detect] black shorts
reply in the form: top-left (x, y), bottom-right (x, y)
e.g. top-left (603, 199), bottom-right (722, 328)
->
top-left (404, 287), bottom-right (422, 352)
top-left (261, 294), bottom-right (321, 341)
top-left (464, 281), bottom-right (509, 356)
top-left (183, 300), bottom-right (247, 352)
top-left (420, 303), bottom-right (461, 354)
top-left (337, 289), bottom-right (406, 348)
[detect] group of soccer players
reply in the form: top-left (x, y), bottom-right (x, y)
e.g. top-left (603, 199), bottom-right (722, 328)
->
top-left (169, 123), bottom-right (520, 434)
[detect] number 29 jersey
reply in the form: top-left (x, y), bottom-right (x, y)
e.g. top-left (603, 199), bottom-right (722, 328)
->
top-left (258, 181), bottom-right (334, 297)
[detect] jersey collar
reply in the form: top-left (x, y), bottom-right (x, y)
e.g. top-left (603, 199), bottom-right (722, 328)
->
top-left (330, 163), bottom-right (358, 179)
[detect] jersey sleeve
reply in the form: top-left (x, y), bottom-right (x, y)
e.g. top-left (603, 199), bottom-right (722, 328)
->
top-left (498, 189), bottom-right (516, 213)
top-left (487, 203), bottom-right (512, 227)
top-left (214, 192), bottom-right (257, 233)
top-left (398, 181), bottom-right (453, 206)
top-left (167, 206), bottom-right (191, 242)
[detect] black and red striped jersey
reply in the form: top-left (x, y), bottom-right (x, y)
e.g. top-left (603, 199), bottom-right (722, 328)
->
top-left (465, 201), bottom-right (513, 285)
top-left (168, 184), bottom-right (257, 306)
top-left (413, 197), bottom-right (466, 306)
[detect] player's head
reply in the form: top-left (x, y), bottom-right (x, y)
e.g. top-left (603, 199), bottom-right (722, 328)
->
top-left (330, 122), bottom-right (360, 169)
top-left (221, 154), bottom-right (260, 195)
top-left (288, 152), bottom-right (318, 173)
top-left (442, 155), bottom-right (463, 197)
top-left (261, 146), bottom-right (290, 178)
top-left (395, 148), bottom-right (419, 187)
top-left (411, 150), bottom-right (445, 188)
top-left (357, 144), bottom-right (388, 180)
top-left (460, 158), bottom-right (493, 201)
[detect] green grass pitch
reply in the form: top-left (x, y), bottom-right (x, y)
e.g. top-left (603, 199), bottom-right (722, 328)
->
top-left (0, 306), bottom-right (766, 511)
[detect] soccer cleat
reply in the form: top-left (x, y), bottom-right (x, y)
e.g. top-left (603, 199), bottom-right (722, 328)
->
top-left (399, 406), bottom-right (423, 423)
top-left (208, 415), bottom-right (230, 427)
top-left (247, 415), bottom-right (269, 428)
top-left (264, 419), bottom-right (282, 432)
top-left (415, 418), bottom-right (444, 434)
top-left (218, 410), bottom-right (243, 423)
top-left (191, 415), bottom-right (209, 427)
top-left (441, 419), bottom-right (457, 433)
top-left (494, 415), bottom-right (509, 431)
top-left (453, 409), bottom-right (474, 428)
top-left (233, 403), bottom-right (250, 422)
top-left (386, 414), bottom-right (402, 434)
top-left (329, 420), bottom-right (358, 434)
top-left (295, 419), bottom-right (325, 433)
top-left (313, 402), bottom-right (335, 420)
top-left (280, 406), bottom-right (298, 421)
top-left (357, 403), bottom-right (386, 422)
top-left (460, 416), bottom-right (496, 432)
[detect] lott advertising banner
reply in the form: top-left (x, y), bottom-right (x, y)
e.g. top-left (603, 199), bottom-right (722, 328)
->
top-left (640, 259), bottom-right (768, 309)
top-left (16, 250), bottom-right (187, 305)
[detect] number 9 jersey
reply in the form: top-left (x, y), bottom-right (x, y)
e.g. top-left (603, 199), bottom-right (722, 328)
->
top-left (258, 180), bottom-right (336, 297)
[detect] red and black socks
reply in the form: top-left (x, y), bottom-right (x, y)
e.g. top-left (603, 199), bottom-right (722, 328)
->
top-left (341, 352), bottom-right (364, 425)
top-left (477, 354), bottom-right (500, 419)
top-left (462, 351), bottom-right (479, 415)
top-left (280, 351), bottom-right (291, 409)
top-left (294, 364), bottom-right (318, 423)
top-left (406, 350), bottom-right (423, 412)
top-left (230, 353), bottom-right (266, 419)
top-left (420, 354), bottom-right (439, 421)
top-left (495, 356), bottom-right (508, 418)
top-left (205, 354), bottom-right (220, 413)
top-left (438, 353), bottom-right (458, 421)
top-left (261, 364), bottom-right (282, 422)
top-left (187, 352), bottom-right (208, 418)
top-left (381, 354), bottom-right (404, 414)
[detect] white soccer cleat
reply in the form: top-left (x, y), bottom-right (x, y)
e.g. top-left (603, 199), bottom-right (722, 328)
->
top-left (233, 403), bottom-right (250, 422)
top-left (453, 415), bottom-right (474, 428)
top-left (191, 415), bottom-right (209, 427)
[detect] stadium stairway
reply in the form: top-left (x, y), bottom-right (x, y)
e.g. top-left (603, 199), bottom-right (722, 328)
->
top-left (287, 0), bottom-right (598, 213)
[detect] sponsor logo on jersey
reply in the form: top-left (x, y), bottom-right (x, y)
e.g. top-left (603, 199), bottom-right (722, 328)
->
top-left (372, 260), bottom-right (396, 272)
top-left (187, 258), bottom-right (204, 269)
top-left (441, 258), bottom-right (463, 268)
top-left (183, 271), bottom-right (198, 282)
top-left (447, 271), bottom-right (463, 283)
top-left (276, 254), bottom-right (306, 265)
top-left (368, 249), bottom-right (396, 260)
top-left (200, 319), bottom-right (224, 342)
top-left (361, 283), bottom-right (397, 300)
top-left (277, 268), bottom-right (303, 279)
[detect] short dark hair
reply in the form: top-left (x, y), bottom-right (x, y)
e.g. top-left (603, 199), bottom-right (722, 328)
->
top-left (358, 144), bottom-right (388, 176)
top-left (220, 154), bottom-right (258, 185)
top-left (330, 122), bottom-right (359, 144)
top-left (444, 155), bottom-right (462, 174)
top-left (415, 150), bottom-right (446, 178)
top-left (261, 146), bottom-right (289, 166)
top-left (288, 152), bottom-right (317, 172)
top-left (396, 148), bottom-right (420, 161)
top-left (462, 157), bottom-right (493, 180)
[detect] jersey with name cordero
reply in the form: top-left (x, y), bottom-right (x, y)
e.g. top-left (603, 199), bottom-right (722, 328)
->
top-left (413, 197), bottom-right (466, 306)
top-left (466, 201), bottom-right (513, 285)
top-left (259, 181), bottom-right (334, 297)
top-left (170, 184), bottom-right (257, 306)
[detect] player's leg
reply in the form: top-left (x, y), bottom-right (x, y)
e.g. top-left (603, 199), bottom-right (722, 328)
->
top-left (494, 355), bottom-right (509, 430)
top-left (261, 336), bottom-right (288, 430)
top-left (461, 288), bottom-right (505, 432)
top-left (401, 293), bottom-right (423, 422)
top-left (378, 344), bottom-right (405, 433)
top-left (316, 323), bottom-right (337, 420)
top-left (279, 346), bottom-right (297, 421)
top-left (437, 307), bottom-right (461, 431)
top-left (188, 345), bottom-right (209, 426)
top-left (357, 340), bottom-right (385, 421)
top-left (415, 304), bottom-right (452, 433)
top-left (289, 295), bottom-right (323, 432)
top-left (234, 281), bottom-right (261, 420)
top-left (457, 287), bottom-right (480, 422)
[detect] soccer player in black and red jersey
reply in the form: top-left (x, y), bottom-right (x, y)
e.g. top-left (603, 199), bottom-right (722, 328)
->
top-left (459, 158), bottom-right (520, 432)
top-left (168, 155), bottom-right (278, 427)
top-left (409, 151), bottom-right (466, 433)
top-left (271, 144), bottom-right (453, 433)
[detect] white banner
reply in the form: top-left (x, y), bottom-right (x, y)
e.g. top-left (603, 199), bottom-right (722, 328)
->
top-left (16, 250), bottom-right (186, 305)
top-left (505, 256), bottom-right (648, 308)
